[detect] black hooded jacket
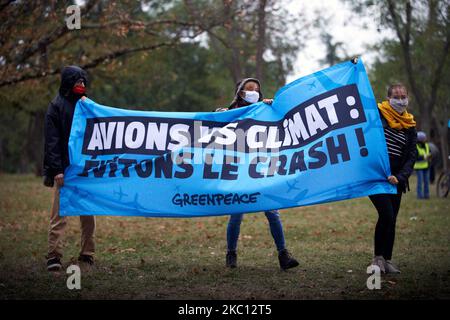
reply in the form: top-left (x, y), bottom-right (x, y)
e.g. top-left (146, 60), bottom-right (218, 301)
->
top-left (43, 66), bottom-right (88, 182)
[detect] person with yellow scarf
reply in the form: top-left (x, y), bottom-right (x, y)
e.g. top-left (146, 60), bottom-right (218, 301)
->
top-left (369, 84), bottom-right (417, 274)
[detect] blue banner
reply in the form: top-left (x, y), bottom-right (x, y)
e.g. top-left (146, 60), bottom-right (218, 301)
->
top-left (60, 59), bottom-right (396, 217)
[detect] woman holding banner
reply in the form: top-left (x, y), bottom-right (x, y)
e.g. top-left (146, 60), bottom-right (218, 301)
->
top-left (370, 83), bottom-right (417, 274)
top-left (216, 78), bottom-right (299, 271)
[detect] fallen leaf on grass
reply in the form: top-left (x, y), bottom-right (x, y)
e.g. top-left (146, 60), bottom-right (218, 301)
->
top-left (191, 267), bottom-right (200, 274)
top-left (196, 222), bottom-right (204, 229)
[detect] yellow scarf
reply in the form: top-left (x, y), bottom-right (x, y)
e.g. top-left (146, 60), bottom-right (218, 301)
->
top-left (378, 101), bottom-right (416, 130)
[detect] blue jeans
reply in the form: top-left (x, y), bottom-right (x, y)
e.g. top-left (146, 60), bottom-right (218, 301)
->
top-left (416, 169), bottom-right (430, 198)
top-left (227, 210), bottom-right (286, 252)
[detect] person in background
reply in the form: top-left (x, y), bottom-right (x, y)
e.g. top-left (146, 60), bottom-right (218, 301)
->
top-left (370, 83), bottom-right (417, 274)
top-left (43, 66), bottom-right (96, 271)
top-left (216, 78), bottom-right (299, 271)
top-left (414, 131), bottom-right (431, 199)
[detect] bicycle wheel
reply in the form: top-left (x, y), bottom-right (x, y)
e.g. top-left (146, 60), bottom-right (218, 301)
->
top-left (436, 172), bottom-right (450, 198)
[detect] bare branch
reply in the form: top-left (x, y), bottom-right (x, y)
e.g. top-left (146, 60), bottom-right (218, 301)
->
top-left (428, 37), bottom-right (450, 113)
top-left (0, 41), bottom-right (175, 88)
top-left (386, 0), bottom-right (406, 46)
top-left (82, 19), bottom-right (199, 30)
top-left (13, 0), bottom-right (100, 65)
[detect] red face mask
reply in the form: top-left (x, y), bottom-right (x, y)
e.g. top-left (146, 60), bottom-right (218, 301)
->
top-left (72, 84), bottom-right (86, 95)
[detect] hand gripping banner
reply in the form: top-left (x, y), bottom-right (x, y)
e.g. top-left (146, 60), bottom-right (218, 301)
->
top-left (60, 59), bottom-right (396, 217)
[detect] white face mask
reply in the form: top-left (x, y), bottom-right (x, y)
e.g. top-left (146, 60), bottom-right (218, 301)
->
top-left (389, 98), bottom-right (408, 113)
top-left (242, 90), bottom-right (260, 104)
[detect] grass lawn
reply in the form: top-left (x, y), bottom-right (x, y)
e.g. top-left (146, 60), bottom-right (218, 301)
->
top-left (0, 173), bottom-right (449, 299)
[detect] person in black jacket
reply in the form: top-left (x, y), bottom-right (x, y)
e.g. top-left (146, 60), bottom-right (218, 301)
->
top-left (370, 83), bottom-right (417, 274)
top-left (43, 65), bottom-right (95, 271)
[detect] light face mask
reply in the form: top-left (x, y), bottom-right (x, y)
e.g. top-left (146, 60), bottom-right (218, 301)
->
top-left (242, 90), bottom-right (260, 104)
top-left (389, 98), bottom-right (408, 113)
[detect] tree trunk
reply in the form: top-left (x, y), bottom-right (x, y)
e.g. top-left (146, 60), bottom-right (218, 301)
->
top-left (19, 114), bottom-right (33, 173)
top-left (0, 138), bottom-right (3, 173)
top-left (222, 0), bottom-right (242, 83)
top-left (21, 110), bottom-right (45, 176)
top-left (438, 122), bottom-right (449, 171)
top-left (32, 110), bottom-right (45, 176)
top-left (228, 19), bottom-right (242, 83)
top-left (418, 107), bottom-right (431, 136)
top-left (255, 0), bottom-right (267, 81)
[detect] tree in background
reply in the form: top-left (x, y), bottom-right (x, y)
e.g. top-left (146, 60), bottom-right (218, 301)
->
top-left (0, 0), bottom-right (305, 174)
top-left (183, 0), bottom-right (307, 92)
top-left (0, 0), bottom-right (219, 87)
top-left (315, 14), bottom-right (357, 67)
top-left (0, 0), bottom-right (210, 174)
top-left (347, 0), bottom-right (449, 170)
